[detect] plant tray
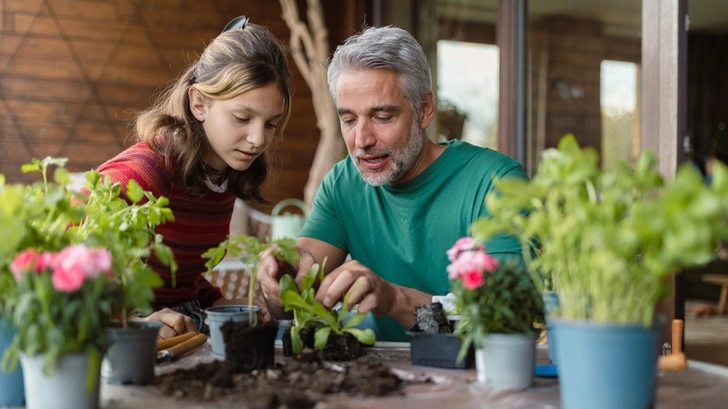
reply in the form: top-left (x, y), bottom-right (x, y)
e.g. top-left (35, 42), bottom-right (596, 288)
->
top-left (406, 331), bottom-right (474, 369)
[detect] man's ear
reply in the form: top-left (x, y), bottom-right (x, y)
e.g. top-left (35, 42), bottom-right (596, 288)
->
top-left (418, 90), bottom-right (435, 128)
top-left (188, 87), bottom-right (208, 122)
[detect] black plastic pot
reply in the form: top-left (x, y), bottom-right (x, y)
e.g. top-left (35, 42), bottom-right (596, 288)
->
top-left (102, 321), bottom-right (161, 385)
top-left (406, 331), bottom-right (475, 369)
top-left (221, 320), bottom-right (279, 373)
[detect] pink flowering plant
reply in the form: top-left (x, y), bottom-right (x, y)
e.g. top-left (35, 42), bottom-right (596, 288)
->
top-left (2, 244), bottom-right (121, 377)
top-left (447, 238), bottom-right (544, 356)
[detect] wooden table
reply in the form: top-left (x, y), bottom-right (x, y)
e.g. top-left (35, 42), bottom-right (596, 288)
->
top-left (94, 341), bottom-right (728, 409)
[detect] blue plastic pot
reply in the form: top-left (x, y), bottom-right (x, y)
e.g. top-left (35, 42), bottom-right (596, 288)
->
top-left (551, 318), bottom-right (662, 409)
top-left (0, 317), bottom-right (25, 407)
top-left (542, 291), bottom-right (559, 364)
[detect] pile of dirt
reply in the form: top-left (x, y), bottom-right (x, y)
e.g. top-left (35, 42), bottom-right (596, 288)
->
top-left (156, 353), bottom-right (404, 409)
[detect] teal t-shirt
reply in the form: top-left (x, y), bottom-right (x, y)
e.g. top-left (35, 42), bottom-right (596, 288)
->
top-left (300, 140), bottom-right (527, 341)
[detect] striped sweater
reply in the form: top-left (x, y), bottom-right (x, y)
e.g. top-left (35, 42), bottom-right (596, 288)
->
top-left (96, 142), bottom-right (232, 309)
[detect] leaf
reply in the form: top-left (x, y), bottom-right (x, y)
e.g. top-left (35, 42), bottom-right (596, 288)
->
top-left (280, 290), bottom-right (314, 313)
top-left (314, 327), bottom-right (332, 350)
top-left (343, 328), bottom-right (376, 345)
top-left (290, 326), bottom-right (304, 354)
top-left (279, 274), bottom-right (298, 295)
top-left (342, 312), bottom-right (366, 329)
top-left (312, 303), bottom-right (339, 329)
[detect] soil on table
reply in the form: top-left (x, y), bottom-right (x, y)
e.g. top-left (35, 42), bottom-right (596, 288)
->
top-left (155, 353), bottom-right (405, 409)
top-left (282, 326), bottom-right (362, 361)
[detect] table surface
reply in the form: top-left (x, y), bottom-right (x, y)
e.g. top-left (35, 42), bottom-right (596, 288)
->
top-left (90, 341), bottom-right (728, 409)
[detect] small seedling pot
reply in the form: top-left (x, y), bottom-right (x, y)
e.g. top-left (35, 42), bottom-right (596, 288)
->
top-left (205, 305), bottom-right (261, 357)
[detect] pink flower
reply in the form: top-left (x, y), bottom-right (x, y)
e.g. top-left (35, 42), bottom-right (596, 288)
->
top-left (462, 269), bottom-right (485, 290)
top-left (53, 245), bottom-right (112, 279)
top-left (446, 237), bottom-right (484, 262)
top-left (52, 263), bottom-right (86, 293)
top-left (446, 249), bottom-right (499, 279)
top-left (50, 245), bottom-right (112, 292)
top-left (36, 252), bottom-right (56, 273)
top-left (9, 250), bottom-right (43, 281)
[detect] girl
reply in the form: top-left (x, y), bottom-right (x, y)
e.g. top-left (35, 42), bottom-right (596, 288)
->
top-left (94, 18), bottom-right (293, 339)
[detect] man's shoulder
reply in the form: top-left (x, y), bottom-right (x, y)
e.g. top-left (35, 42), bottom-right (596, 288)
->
top-left (445, 140), bottom-right (523, 169)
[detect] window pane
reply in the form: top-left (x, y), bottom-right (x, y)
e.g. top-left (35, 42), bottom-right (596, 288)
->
top-left (437, 41), bottom-right (499, 149)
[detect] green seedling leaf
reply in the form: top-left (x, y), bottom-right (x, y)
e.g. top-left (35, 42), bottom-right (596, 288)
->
top-left (314, 327), bottom-right (332, 350)
top-left (281, 290), bottom-right (315, 313)
top-left (343, 328), bottom-right (376, 346)
top-left (342, 312), bottom-right (366, 329)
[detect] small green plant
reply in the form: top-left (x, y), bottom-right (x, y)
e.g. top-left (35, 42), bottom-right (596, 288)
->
top-left (446, 237), bottom-right (543, 361)
top-left (203, 235), bottom-right (299, 326)
top-left (471, 134), bottom-right (728, 326)
top-left (279, 266), bottom-right (376, 354)
top-left (203, 236), bottom-right (376, 352)
top-left (75, 172), bottom-right (176, 325)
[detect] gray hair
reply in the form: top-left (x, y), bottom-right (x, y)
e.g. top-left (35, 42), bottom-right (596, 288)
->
top-left (326, 26), bottom-right (432, 114)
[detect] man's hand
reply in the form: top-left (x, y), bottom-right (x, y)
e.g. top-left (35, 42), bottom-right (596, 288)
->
top-left (316, 260), bottom-right (398, 317)
top-left (132, 308), bottom-right (197, 340)
top-left (256, 245), bottom-right (316, 318)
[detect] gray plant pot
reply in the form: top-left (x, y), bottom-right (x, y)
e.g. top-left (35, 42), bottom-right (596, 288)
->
top-left (205, 305), bottom-right (260, 356)
top-left (101, 321), bottom-right (161, 385)
top-left (20, 352), bottom-right (100, 409)
top-left (476, 333), bottom-right (536, 390)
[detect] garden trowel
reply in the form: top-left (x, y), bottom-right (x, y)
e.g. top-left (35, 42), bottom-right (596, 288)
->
top-left (156, 332), bottom-right (208, 363)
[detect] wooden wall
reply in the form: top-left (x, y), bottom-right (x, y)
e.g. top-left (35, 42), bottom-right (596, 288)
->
top-left (530, 15), bottom-right (641, 155)
top-left (0, 0), bottom-right (358, 211)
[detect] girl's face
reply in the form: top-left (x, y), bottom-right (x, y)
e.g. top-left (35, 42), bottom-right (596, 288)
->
top-left (190, 82), bottom-right (285, 173)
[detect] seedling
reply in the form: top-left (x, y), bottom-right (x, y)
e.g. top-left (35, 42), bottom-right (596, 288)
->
top-left (279, 266), bottom-right (376, 354)
top-left (203, 235), bottom-right (299, 326)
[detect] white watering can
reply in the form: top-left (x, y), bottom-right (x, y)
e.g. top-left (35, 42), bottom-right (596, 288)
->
top-left (271, 198), bottom-right (308, 240)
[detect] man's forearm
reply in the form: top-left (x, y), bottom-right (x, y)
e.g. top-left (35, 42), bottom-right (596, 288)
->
top-left (386, 285), bottom-right (433, 328)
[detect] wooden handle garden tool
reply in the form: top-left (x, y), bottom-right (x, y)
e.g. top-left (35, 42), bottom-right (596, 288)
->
top-left (156, 331), bottom-right (199, 352)
top-left (156, 333), bottom-right (207, 363)
top-left (658, 319), bottom-right (687, 371)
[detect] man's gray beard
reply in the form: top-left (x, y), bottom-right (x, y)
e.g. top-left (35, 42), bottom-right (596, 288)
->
top-left (351, 122), bottom-right (424, 186)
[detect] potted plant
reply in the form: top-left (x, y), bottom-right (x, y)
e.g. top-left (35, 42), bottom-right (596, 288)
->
top-left (471, 135), bottom-right (728, 408)
top-left (0, 157), bottom-right (85, 406)
top-left (405, 299), bottom-right (476, 370)
top-left (3, 245), bottom-right (119, 409)
top-left (0, 157), bottom-right (176, 388)
top-left (204, 237), bottom-right (376, 364)
top-left (77, 171), bottom-right (176, 385)
top-left (446, 237), bottom-right (543, 390)
top-left (203, 236), bottom-right (298, 370)
top-left (278, 262), bottom-right (377, 361)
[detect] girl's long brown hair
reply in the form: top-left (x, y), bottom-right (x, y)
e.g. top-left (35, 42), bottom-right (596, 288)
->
top-left (133, 24), bottom-right (293, 202)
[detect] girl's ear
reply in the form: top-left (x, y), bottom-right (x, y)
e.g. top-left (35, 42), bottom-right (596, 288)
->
top-left (188, 87), bottom-right (208, 122)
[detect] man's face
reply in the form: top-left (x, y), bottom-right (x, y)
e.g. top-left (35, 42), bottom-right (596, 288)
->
top-left (335, 69), bottom-right (425, 186)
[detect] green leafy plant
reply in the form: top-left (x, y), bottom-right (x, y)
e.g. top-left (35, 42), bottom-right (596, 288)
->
top-left (446, 237), bottom-right (543, 360)
top-left (470, 134), bottom-right (728, 326)
top-left (279, 265), bottom-right (376, 354)
top-left (74, 172), bottom-right (175, 325)
top-left (0, 157), bottom-right (176, 327)
top-left (203, 235), bottom-right (300, 326)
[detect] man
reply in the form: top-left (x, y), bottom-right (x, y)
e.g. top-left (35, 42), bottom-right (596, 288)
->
top-left (258, 26), bottom-right (526, 342)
